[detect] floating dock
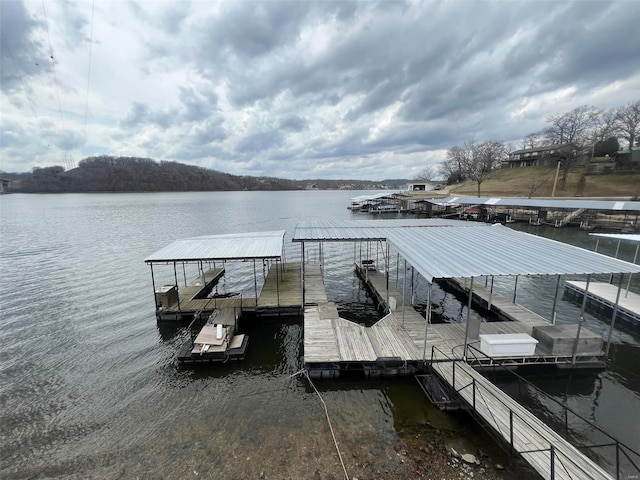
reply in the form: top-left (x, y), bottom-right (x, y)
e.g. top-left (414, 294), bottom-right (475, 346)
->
top-left (303, 265), bottom-right (607, 377)
top-left (565, 280), bottom-right (640, 331)
top-left (144, 220), bottom-right (640, 479)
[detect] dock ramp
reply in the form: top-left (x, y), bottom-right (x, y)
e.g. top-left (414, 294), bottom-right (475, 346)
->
top-left (430, 350), bottom-right (615, 480)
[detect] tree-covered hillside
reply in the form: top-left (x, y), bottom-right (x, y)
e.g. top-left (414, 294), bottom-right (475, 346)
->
top-left (3, 156), bottom-right (407, 193)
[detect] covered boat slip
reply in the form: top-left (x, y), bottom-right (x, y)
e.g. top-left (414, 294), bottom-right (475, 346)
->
top-left (562, 233), bottom-right (640, 331)
top-left (293, 219), bottom-right (640, 370)
top-left (144, 231), bottom-right (305, 319)
top-left (295, 219), bottom-right (640, 480)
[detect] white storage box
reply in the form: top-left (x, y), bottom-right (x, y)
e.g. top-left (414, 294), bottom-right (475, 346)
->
top-left (479, 333), bottom-right (538, 357)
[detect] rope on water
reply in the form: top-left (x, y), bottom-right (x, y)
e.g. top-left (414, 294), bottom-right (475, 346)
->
top-left (290, 368), bottom-right (350, 480)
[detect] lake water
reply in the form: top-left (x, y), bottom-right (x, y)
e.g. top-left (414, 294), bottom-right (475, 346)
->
top-left (1, 191), bottom-right (639, 478)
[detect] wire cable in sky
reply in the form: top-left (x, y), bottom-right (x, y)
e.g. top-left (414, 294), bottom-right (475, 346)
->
top-left (83, 0), bottom-right (95, 143)
top-left (1, 29), bottom-right (41, 124)
top-left (41, 0), bottom-right (66, 133)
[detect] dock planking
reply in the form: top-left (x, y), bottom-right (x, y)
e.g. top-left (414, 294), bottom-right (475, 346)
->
top-left (257, 262), bottom-right (302, 310)
top-left (431, 357), bottom-right (613, 480)
top-left (565, 280), bottom-right (640, 327)
top-left (304, 266), bottom-right (607, 367)
top-left (303, 262), bottom-right (328, 305)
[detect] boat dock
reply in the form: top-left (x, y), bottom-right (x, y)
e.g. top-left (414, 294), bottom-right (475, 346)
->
top-left (565, 280), bottom-right (640, 330)
top-left (303, 264), bottom-right (607, 377)
top-left (153, 262), bottom-right (305, 322)
top-left (144, 220), bottom-right (640, 479)
top-left (427, 355), bottom-right (614, 480)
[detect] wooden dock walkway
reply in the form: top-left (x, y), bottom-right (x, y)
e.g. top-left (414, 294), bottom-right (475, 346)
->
top-left (303, 263), bottom-right (328, 305)
top-left (256, 262), bottom-right (302, 312)
top-left (430, 355), bottom-right (613, 480)
top-left (565, 280), bottom-right (640, 329)
top-left (304, 267), bottom-right (608, 370)
top-left (447, 277), bottom-right (550, 331)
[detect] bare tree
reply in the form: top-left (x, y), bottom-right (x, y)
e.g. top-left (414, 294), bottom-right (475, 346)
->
top-left (541, 105), bottom-right (599, 189)
top-left (413, 165), bottom-right (438, 181)
top-left (521, 132), bottom-right (543, 150)
top-left (616, 100), bottom-right (640, 149)
top-left (463, 140), bottom-right (508, 197)
top-left (440, 144), bottom-right (470, 184)
top-left (593, 107), bottom-right (620, 144)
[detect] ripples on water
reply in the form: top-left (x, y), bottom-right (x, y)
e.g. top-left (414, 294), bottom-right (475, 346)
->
top-left (1, 192), bottom-right (639, 478)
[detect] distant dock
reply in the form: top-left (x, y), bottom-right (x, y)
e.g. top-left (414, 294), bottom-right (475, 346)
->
top-left (565, 280), bottom-right (640, 330)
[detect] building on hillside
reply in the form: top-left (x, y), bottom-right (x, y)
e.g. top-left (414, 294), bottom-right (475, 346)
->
top-left (407, 181), bottom-right (439, 191)
top-left (502, 144), bottom-right (573, 168)
top-left (613, 147), bottom-right (640, 171)
top-left (0, 178), bottom-right (12, 194)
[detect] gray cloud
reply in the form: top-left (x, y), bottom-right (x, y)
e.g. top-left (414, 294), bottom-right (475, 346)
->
top-left (2, 0), bottom-right (640, 179)
top-left (0, 1), bottom-right (49, 92)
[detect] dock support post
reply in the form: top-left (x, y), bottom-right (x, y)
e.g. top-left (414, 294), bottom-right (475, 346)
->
top-left (385, 243), bottom-right (390, 296)
top-left (421, 281), bottom-right (432, 361)
top-left (512, 275), bottom-right (518, 304)
top-left (253, 260), bottom-right (258, 309)
top-left (488, 276), bottom-right (494, 311)
top-left (463, 277), bottom-right (474, 360)
top-left (402, 259), bottom-right (407, 328)
top-left (609, 240), bottom-right (621, 283)
top-left (551, 275), bottom-right (561, 325)
top-left (173, 262), bottom-right (181, 314)
top-left (572, 274), bottom-right (590, 366)
top-left (626, 244), bottom-right (639, 298)
top-left (606, 274), bottom-right (624, 357)
top-left (276, 258), bottom-right (281, 307)
top-left (150, 264), bottom-right (158, 311)
top-left (301, 243), bottom-right (306, 306)
top-left (410, 266), bottom-right (415, 305)
top-left (395, 252), bottom-right (399, 288)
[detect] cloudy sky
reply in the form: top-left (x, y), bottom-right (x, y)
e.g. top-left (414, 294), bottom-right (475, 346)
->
top-left (1, 0), bottom-right (640, 179)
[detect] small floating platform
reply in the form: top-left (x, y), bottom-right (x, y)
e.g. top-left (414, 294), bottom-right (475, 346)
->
top-left (565, 281), bottom-right (640, 331)
top-left (177, 308), bottom-right (248, 364)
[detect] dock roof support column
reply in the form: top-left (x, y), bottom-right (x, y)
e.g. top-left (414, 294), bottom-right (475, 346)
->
top-left (385, 243), bottom-right (390, 295)
top-left (301, 243), bottom-right (306, 306)
top-left (276, 258), bottom-right (280, 307)
top-left (606, 274), bottom-right (624, 357)
top-left (401, 259), bottom-right (407, 328)
top-left (626, 244), bottom-right (639, 298)
top-left (551, 275), bottom-right (561, 325)
top-left (610, 240), bottom-right (621, 283)
top-left (422, 281), bottom-right (432, 362)
top-left (572, 274), bottom-right (590, 366)
top-left (150, 264), bottom-right (158, 311)
top-left (488, 276), bottom-right (494, 311)
top-left (512, 275), bottom-right (519, 304)
top-left (173, 261), bottom-right (181, 314)
top-left (253, 259), bottom-right (258, 309)
top-left (463, 277), bottom-right (474, 361)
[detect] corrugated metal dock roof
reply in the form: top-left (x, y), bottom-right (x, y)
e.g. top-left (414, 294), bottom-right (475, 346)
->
top-left (590, 233), bottom-right (640, 242)
top-left (293, 219), bottom-right (479, 241)
top-left (145, 231), bottom-right (285, 263)
top-left (388, 224), bottom-right (640, 282)
top-left (430, 196), bottom-right (640, 211)
top-left (293, 220), bottom-right (640, 282)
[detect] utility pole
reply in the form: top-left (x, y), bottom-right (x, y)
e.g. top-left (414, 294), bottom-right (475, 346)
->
top-left (551, 160), bottom-right (561, 197)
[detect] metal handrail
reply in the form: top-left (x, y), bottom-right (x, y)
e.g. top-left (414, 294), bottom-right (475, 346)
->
top-left (464, 344), bottom-right (640, 478)
top-left (430, 345), bottom-right (615, 479)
